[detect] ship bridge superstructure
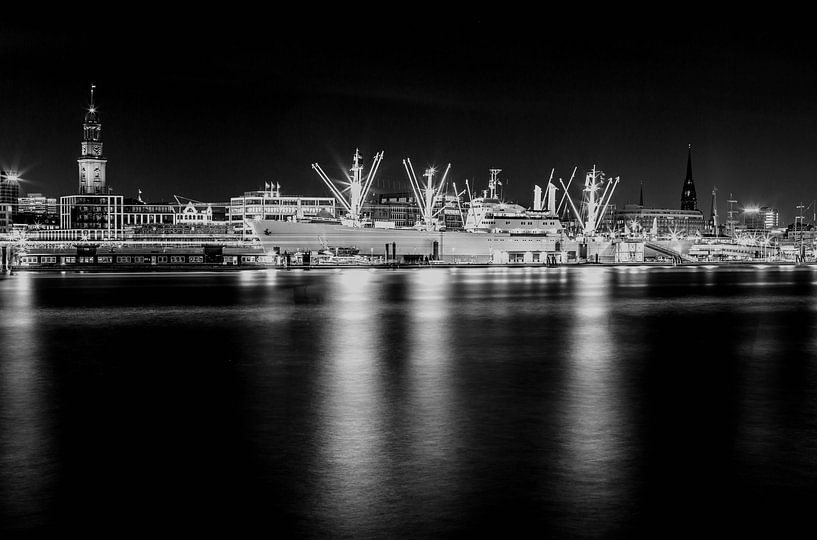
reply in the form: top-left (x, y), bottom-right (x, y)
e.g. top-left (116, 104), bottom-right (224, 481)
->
top-left (463, 169), bottom-right (529, 231)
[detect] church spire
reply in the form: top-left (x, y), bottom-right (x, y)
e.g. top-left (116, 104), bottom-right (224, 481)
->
top-left (681, 144), bottom-right (698, 210)
top-left (686, 144), bottom-right (693, 180)
top-left (78, 84), bottom-right (107, 194)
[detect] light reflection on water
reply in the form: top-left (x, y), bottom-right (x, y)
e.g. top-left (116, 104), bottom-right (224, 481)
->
top-left (0, 272), bottom-right (56, 530)
top-left (2, 266), bottom-right (817, 536)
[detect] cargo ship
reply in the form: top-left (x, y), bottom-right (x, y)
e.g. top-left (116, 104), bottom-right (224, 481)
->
top-left (250, 154), bottom-right (574, 264)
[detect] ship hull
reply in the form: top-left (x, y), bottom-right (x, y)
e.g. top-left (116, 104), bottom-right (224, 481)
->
top-left (250, 220), bottom-right (569, 263)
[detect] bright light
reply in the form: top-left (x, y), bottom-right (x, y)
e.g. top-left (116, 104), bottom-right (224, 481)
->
top-left (744, 207), bottom-right (759, 213)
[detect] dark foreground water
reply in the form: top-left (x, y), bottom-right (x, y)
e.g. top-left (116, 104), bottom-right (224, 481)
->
top-left (1, 266), bottom-right (817, 537)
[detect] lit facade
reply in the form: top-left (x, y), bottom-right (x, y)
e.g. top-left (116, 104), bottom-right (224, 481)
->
top-left (60, 195), bottom-right (124, 239)
top-left (123, 199), bottom-right (175, 226)
top-left (742, 206), bottom-right (779, 230)
top-left (18, 193), bottom-right (58, 216)
top-left (1, 170), bottom-right (21, 209)
top-left (614, 205), bottom-right (706, 237)
top-left (175, 202), bottom-right (215, 224)
top-left (370, 191), bottom-right (464, 229)
top-left (762, 206), bottom-right (779, 229)
top-left (78, 86), bottom-right (108, 194)
top-left (229, 188), bottom-right (335, 235)
top-left (0, 203), bottom-right (12, 232)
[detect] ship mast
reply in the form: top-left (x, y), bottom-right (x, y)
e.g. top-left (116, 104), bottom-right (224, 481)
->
top-left (488, 168), bottom-right (501, 199)
top-left (402, 158), bottom-right (451, 231)
top-left (312, 148), bottom-right (383, 226)
top-left (560, 165), bottom-right (619, 236)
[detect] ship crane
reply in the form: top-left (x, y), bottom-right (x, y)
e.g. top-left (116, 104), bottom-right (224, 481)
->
top-left (556, 166), bottom-right (578, 216)
top-left (312, 149), bottom-right (384, 226)
top-left (452, 182), bottom-right (468, 229)
top-left (560, 165), bottom-right (620, 237)
top-left (463, 178), bottom-right (480, 229)
top-left (402, 158), bottom-right (451, 231)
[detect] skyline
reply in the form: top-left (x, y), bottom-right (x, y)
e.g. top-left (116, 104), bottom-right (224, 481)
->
top-left (2, 22), bottom-right (817, 224)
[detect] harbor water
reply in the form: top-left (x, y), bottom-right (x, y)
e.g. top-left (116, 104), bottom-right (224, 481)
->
top-left (2, 266), bottom-right (817, 537)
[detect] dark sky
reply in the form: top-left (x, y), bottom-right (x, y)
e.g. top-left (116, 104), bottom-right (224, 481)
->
top-left (2, 17), bottom-right (817, 223)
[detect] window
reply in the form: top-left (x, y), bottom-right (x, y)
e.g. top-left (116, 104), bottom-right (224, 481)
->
top-left (170, 256), bottom-right (185, 263)
top-left (133, 256), bottom-right (144, 263)
top-left (98, 256), bottom-right (112, 263)
top-left (189, 256), bottom-right (203, 263)
top-left (158, 256), bottom-right (167, 263)
top-left (63, 257), bottom-right (76, 264)
top-left (117, 256), bottom-right (132, 263)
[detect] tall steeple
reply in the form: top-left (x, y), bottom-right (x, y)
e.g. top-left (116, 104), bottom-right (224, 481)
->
top-left (78, 84), bottom-right (108, 194)
top-left (680, 144), bottom-right (697, 210)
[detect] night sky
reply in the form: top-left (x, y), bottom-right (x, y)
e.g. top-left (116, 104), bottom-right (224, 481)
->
top-left (2, 18), bottom-right (816, 223)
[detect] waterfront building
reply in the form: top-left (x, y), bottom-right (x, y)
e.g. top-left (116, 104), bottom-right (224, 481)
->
top-left (742, 206), bottom-right (779, 230)
top-left (18, 193), bottom-right (58, 216)
top-left (370, 192), bottom-right (421, 227)
top-left (1, 170), bottom-right (21, 210)
top-left (123, 198), bottom-right (175, 227)
top-left (59, 194), bottom-right (124, 239)
top-left (370, 191), bottom-right (466, 230)
top-left (614, 204), bottom-right (706, 238)
top-left (228, 185), bottom-right (335, 236)
top-left (680, 145), bottom-right (698, 211)
top-left (172, 198), bottom-right (229, 223)
top-left (761, 206), bottom-right (779, 229)
top-left (0, 203), bottom-right (12, 232)
top-left (175, 201), bottom-right (215, 225)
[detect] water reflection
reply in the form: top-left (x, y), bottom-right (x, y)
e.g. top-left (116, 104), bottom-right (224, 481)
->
top-left (559, 268), bottom-right (635, 534)
top-left (3, 268), bottom-right (817, 536)
top-left (0, 273), bottom-right (56, 530)
top-left (313, 269), bottom-right (386, 535)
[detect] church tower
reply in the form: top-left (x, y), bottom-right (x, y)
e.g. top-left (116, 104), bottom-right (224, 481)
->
top-left (680, 144), bottom-right (697, 210)
top-left (78, 84), bottom-right (108, 194)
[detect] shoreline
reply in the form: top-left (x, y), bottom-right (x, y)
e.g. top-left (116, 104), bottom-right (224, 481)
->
top-left (5, 260), bottom-right (813, 274)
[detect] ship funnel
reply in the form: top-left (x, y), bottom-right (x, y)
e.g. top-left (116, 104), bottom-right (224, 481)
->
top-left (547, 182), bottom-right (557, 215)
top-left (533, 185), bottom-right (542, 211)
